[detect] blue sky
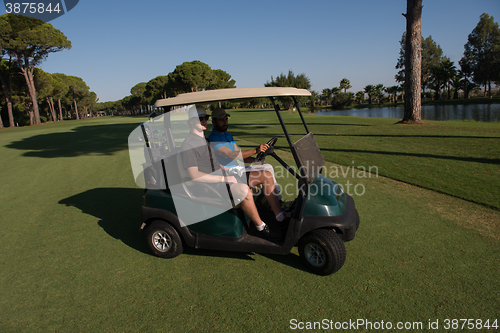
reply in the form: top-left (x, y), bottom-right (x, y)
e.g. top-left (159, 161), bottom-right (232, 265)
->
top-left (35, 0), bottom-right (500, 102)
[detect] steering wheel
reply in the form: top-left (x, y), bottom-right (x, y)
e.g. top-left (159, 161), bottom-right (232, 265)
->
top-left (256, 137), bottom-right (278, 162)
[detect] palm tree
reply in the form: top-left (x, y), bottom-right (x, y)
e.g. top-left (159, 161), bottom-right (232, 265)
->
top-left (309, 91), bottom-right (319, 107)
top-left (321, 88), bottom-right (331, 106)
top-left (374, 84), bottom-right (385, 103)
top-left (397, 85), bottom-right (405, 102)
top-left (364, 85), bottom-right (375, 104)
top-left (440, 58), bottom-right (457, 100)
top-left (339, 78), bottom-right (352, 93)
top-left (355, 91), bottom-right (365, 104)
top-left (450, 77), bottom-right (462, 99)
top-left (430, 64), bottom-right (445, 100)
top-left (386, 86), bottom-right (399, 103)
top-left (458, 58), bottom-right (474, 99)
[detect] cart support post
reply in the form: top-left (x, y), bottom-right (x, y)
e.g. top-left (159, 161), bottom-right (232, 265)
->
top-left (270, 97), bottom-right (306, 179)
top-left (292, 96), bottom-right (309, 134)
top-left (270, 97), bottom-right (293, 148)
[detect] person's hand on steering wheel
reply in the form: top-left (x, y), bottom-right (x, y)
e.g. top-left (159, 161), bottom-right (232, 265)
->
top-left (255, 137), bottom-right (278, 163)
top-left (256, 143), bottom-right (269, 154)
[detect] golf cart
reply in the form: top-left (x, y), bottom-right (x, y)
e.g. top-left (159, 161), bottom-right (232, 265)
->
top-left (128, 87), bottom-right (359, 275)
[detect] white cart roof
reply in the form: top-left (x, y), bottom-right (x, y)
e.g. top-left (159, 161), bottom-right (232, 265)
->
top-left (154, 87), bottom-right (311, 108)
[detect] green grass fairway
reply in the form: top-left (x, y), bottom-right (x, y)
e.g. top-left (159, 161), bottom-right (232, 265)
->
top-left (229, 109), bottom-right (500, 209)
top-left (1, 116), bottom-right (499, 332)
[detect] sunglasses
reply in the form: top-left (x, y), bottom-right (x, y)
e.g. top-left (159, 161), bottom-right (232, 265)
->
top-left (199, 115), bottom-right (210, 121)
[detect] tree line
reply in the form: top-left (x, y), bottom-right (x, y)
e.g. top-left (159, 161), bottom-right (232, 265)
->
top-left (313, 12), bottom-right (500, 111)
top-left (1, 11), bottom-right (498, 127)
top-left (0, 14), bottom-right (97, 128)
top-left (114, 12), bottom-right (499, 115)
top-left (396, 13), bottom-right (500, 102)
top-left (96, 61), bottom-right (236, 115)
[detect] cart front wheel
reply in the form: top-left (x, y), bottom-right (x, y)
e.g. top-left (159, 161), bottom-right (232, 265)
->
top-left (145, 220), bottom-right (183, 258)
top-left (298, 229), bottom-right (346, 275)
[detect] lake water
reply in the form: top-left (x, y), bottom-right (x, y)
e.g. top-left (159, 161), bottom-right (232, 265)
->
top-left (312, 104), bottom-right (500, 122)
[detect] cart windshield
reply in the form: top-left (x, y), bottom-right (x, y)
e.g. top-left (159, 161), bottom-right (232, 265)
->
top-left (292, 132), bottom-right (325, 184)
top-left (128, 105), bottom-right (247, 226)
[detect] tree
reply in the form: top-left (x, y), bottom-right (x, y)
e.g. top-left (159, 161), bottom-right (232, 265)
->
top-left (385, 86), bottom-right (399, 103)
top-left (309, 90), bottom-right (319, 107)
top-left (395, 33), bottom-right (406, 84)
top-left (458, 56), bottom-right (475, 99)
top-left (64, 75), bottom-right (90, 119)
top-left (321, 88), bottom-right (331, 106)
top-left (421, 35), bottom-right (443, 99)
top-left (80, 91), bottom-right (98, 117)
top-left (331, 92), bottom-right (353, 109)
top-left (430, 63), bottom-right (445, 100)
top-left (463, 13), bottom-right (500, 98)
top-left (144, 75), bottom-right (169, 104)
top-left (131, 82), bottom-right (147, 112)
top-left (208, 69), bottom-right (236, 90)
top-left (430, 57), bottom-right (457, 100)
top-left (0, 14), bottom-right (71, 124)
top-left (265, 70), bottom-right (311, 90)
top-left (401, 0), bottom-right (423, 123)
top-left (450, 76), bottom-right (462, 99)
top-left (0, 19), bottom-right (16, 127)
top-left (0, 59), bottom-right (15, 127)
top-left (51, 73), bottom-right (71, 120)
top-left (440, 58), bottom-right (457, 100)
top-left (339, 78), bottom-right (351, 93)
top-left (34, 68), bottom-right (57, 121)
top-left (355, 91), bottom-right (365, 104)
top-left (167, 60), bottom-right (213, 93)
top-left (265, 70), bottom-right (311, 109)
top-left (364, 84), bottom-right (375, 104)
top-left (374, 84), bottom-right (385, 103)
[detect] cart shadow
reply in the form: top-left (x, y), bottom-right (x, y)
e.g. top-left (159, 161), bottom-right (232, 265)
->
top-left (182, 247), bottom-right (255, 260)
top-left (59, 187), bottom-right (150, 255)
top-left (182, 242), bottom-right (308, 273)
top-left (58, 187), bottom-right (310, 272)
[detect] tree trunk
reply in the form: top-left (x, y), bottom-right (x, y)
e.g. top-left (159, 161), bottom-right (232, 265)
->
top-left (0, 73), bottom-right (15, 127)
top-left (21, 67), bottom-right (41, 124)
top-left (47, 97), bottom-right (57, 122)
top-left (74, 98), bottom-right (79, 119)
top-left (58, 98), bottom-right (63, 121)
top-left (3, 93), bottom-right (14, 127)
top-left (401, 0), bottom-right (423, 123)
top-left (50, 97), bottom-right (57, 121)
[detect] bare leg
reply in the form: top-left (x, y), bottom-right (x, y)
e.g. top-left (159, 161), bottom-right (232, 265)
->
top-left (248, 170), bottom-right (282, 217)
top-left (230, 183), bottom-right (263, 226)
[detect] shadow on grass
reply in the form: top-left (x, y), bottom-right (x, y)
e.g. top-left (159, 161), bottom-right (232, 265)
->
top-left (7, 122), bottom-right (142, 158)
top-left (319, 147), bottom-right (500, 165)
top-left (183, 245), bottom-right (307, 273)
top-left (59, 187), bottom-right (149, 255)
top-left (59, 187), bottom-right (310, 272)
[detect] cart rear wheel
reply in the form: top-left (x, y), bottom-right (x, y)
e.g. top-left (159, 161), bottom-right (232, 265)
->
top-left (145, 220), bottom-right (183, 258)
top-left (298, 229), bottom-right (346, 275)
